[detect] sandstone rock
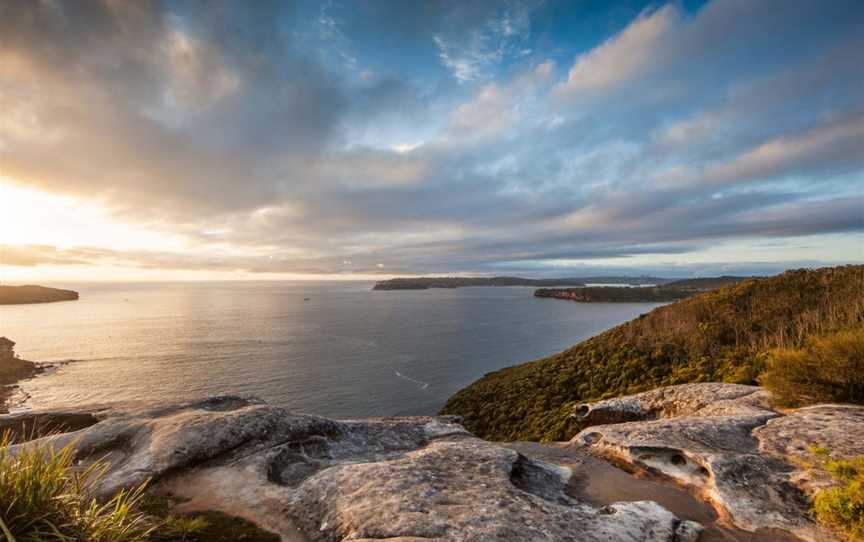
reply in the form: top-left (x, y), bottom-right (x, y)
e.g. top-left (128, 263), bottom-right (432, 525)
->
top-left (755, 404), bottom-right (864, 494)
top-left (571, 383), bottom-right (772, 425)
top-left (571, 383), bottom-right (864, 542)
top-left (8, 396), bottom-right (701, 542)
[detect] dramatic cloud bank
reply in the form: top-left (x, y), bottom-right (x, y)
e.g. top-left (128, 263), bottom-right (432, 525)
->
top-left (1, 0), bottom-right (862, 278)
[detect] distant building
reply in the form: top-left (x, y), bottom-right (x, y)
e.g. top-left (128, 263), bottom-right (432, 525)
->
top-left (0, 337), bottom-right (15, 359)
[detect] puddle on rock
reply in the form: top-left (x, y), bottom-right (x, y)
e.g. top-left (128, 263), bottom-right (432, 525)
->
top-left (503, 442), bottom-right (803, 542)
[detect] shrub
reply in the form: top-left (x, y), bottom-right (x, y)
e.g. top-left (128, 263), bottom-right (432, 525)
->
top-left (812, 455), bottom-right (864, 540)
top-left (760, 328), bottom-right (864, 407)
top-left (0, 432), bottom-right (151, 542)
top-left (443, 266), bottom-right (864, 440)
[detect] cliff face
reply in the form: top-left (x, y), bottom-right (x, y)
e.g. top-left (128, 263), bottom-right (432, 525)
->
top-left (441, 266), bottom-right (864, 441)
top-left (5, 386), bottom-right (858, 541)
top-left (0, 285), bottom-right (79, 305)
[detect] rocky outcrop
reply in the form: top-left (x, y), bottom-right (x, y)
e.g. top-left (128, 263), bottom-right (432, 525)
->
top-left (571, 383), bottom-right (864, 542)
top-left (0, 337), bottom-right (39, 413)
top-left (7, 397), bottom-right (701, 542)
top-left (8, 385), bottom-right (856, 541)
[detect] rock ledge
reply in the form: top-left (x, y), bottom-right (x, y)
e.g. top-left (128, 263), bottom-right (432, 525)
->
top-left (571, 383), bottom-right (864, 542)
top-left (7, 397), bottom-right (700, 542)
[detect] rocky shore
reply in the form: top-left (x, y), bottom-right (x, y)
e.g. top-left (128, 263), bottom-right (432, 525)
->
top-left (0, 337), bottom-right (40, 413)
top-left (4, 383), bottom-right (860, 541)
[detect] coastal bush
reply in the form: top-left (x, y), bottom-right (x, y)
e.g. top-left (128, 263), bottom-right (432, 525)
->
top-left (761, 328), bottom-right (864, 407)
top-left (0, 432), bottom-right (151, 542)
top-left (441, 266), bottom-right (864, 441)
top-left (811, 454), bottom-right (864, 540)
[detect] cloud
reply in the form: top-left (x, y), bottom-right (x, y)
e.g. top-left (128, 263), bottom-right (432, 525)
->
top-left (445, 61), bottom-right (554, 142)
top-left (433, 1), bottom-right (539, 83)
top-left (0, 0), bottom-right (862, 277)
top-left (657, 115), bottom-right (864, 187)
top-left (558, 5), bottom-right (681, 94)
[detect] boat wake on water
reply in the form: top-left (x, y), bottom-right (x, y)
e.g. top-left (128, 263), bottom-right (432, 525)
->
top-left (395, 371), bottom-right (429, 389)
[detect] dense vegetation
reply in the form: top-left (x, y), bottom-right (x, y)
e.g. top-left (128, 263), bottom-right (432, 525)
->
top-left (0, 433), bottom-right (279, 542)
top-left (372, 276), bottom-right (668, 290)
top-left (534, 276), bottom-right (748, 303)
top-left (761, 328), bottom-right (864, 407)
top-left (441, 266), bottom-right (864, 441)
top-left (662, 276), bottom-right (749, 291)
top-left (534, 286), bottom-right (692, 302)
top-left (810, 448), bottom-right (864, 540)
top-left (0, 285), bottom-right (78, 305)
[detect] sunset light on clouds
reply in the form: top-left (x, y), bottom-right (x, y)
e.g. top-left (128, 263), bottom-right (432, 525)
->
top-left (1, 0), bottom-right (862, 281)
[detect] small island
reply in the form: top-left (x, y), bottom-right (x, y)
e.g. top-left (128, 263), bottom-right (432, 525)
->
top-left (0, 284), bottom-right (79, 305)
top-left (373, 276), bottom-right (668, 290)
top-left (535, 276), bottom-right (748, 303)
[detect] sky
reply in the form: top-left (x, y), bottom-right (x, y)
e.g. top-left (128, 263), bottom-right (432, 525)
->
top-left (1, 0), bottom-right (862, 281)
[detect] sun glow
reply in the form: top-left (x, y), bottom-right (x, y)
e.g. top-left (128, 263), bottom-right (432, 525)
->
top-left (0, 179), bottom-right (186, 250)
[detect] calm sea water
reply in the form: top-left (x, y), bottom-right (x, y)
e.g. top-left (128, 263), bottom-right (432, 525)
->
top-left (0, 282), bottom-right (661, 417)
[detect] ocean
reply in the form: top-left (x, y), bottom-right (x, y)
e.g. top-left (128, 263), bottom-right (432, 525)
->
top-left (0, 281), bottom-right (662, 417)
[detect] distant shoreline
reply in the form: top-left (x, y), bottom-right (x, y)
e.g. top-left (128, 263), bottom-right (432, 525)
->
top-left (534, 276), bottom-right (748, 303)
top-left (373, 276), bottom-right (671, 290)
top-left (0, 285), bottom-right (79, 305)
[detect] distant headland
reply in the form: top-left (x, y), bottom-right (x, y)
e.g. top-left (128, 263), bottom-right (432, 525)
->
top-left (0, 285), bottom-right (79, 305)
top-left (372, 276), bottom-right (670, 290)
top-left (535, 276), bottom-right (748, 303)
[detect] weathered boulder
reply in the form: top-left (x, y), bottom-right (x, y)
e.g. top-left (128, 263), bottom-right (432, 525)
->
top-left (8, 396), bottom-right (701, 542)
top-left (570, 383), bottom-right (864, 542)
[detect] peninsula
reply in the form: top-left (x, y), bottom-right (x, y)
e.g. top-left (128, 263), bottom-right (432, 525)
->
top-left (535, 276), bottom-right (747, 302)
top-left (372, 276), bottom-right (668, 290)
top-left (0, 284), bottom-right (79, 305)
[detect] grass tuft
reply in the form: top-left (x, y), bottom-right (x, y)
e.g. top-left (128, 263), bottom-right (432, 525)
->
top-left (0, 431), bottom-right (152, 542)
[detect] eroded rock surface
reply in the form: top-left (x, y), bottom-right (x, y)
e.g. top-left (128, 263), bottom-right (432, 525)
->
top-left (572, 383), bottom-right (772, 425)
top-left (570, 383), bottom-right (864, 542)
top-left (7, 396), bottom-right (701, 542)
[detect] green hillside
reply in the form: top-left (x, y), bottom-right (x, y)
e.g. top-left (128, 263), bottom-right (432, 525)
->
top-left (440, 266), bottom-right (864, 441)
